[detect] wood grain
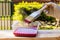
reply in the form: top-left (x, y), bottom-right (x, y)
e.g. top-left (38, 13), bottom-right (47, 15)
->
top-left (0, 37), bottom-right (59, 40)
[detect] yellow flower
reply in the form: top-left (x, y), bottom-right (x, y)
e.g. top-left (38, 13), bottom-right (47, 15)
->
top-left (13, 1), bottom-right (44, 21)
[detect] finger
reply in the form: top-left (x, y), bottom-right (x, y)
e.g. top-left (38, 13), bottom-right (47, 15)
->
top-left (51, 3), bottom-right (57, 7)
top-left (45, 3), bottom-right (52, 6)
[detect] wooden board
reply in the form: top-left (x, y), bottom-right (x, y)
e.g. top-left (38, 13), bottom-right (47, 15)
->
top-left (0, 37), bottom-right (59, 40)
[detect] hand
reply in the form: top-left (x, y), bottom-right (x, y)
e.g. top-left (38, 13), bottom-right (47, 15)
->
top-left (45, 2), bottom-right (52, 6)
top-left (41, 2), bottom-right (53, 10)
top-left (45, 2), bottom-right (57, 8)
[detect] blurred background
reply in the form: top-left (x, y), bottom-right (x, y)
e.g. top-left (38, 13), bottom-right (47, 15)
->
top-left (0, 0), bottom-right (60, 30)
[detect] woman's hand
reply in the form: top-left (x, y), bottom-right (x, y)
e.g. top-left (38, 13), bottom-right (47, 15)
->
top-left (45, 2), bottom-right (58, 8)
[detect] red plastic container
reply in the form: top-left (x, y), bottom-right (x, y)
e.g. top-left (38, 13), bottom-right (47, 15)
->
top-left (13, 27), bottom-right (38, 37)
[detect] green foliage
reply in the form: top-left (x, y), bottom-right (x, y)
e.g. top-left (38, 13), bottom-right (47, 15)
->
top-left (13, 2), bottom-right (43, 21)
top-left (20, 7), bottom-right (39, 16)
top-left (39, 11), bottom-right (56, 23)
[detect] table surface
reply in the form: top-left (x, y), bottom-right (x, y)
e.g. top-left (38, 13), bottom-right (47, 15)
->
top-left (0, 30), bottom-right (60, 38)
top-left (0, 30), bottom-right (60, 40)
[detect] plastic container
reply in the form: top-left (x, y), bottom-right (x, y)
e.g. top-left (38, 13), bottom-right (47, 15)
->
top-left (13, 27), bottom-right (38, 37)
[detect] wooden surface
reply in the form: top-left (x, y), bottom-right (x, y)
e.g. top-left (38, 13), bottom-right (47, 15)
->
top-left (0, 30), bottom-right (60, 40)
top-left (0, 37), bottom-right (60, 40)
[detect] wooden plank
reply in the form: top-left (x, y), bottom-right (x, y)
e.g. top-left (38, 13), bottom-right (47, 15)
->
top-left (0, 17), bottom-right (1, 30)
top-left (6, 2), bottom-right (9, 16)
top-left (0, 37), bottom-right (58, 40)
top-left (7, 17), bottom-right (11, 30)
top-left (0, 0), bottom-right (5, 1)
top-left (2, 18), bottom-right (5, 30)
top-left (3, 2), bottom-right (6, 16)
top-left (13, 0), bottom-right (51, 2)
top-left (7, 0), bottom-right (12, 2)
top-left (5, 18), bottom-right (7, 30)
top-left (5, 2), bottom-right (11, 16)
top-left (8, 3), bottom-right (11, 16)
top-left (0, 3), bottom-right (2, 16)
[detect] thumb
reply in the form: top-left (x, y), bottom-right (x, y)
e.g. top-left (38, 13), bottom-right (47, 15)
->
top-left (44, 2), bottom-right (52, 6)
